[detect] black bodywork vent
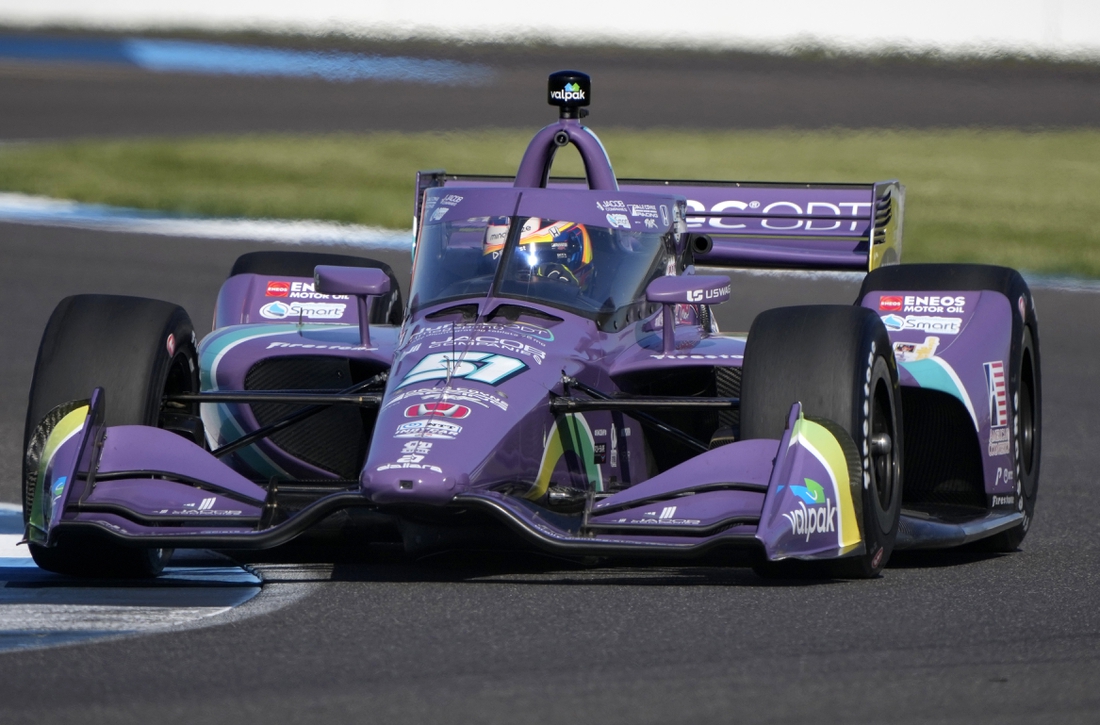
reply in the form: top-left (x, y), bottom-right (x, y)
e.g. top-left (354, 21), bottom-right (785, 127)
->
top-left (900, 387), bottom-right (985, 507)
top-left (244, 356), bottom-right (372, 479)
top-left (614, 365), bottom-right (740, 472)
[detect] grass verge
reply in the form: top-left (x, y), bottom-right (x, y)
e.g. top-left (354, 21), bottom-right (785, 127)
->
top-left (0, 129), bottom-right (1096, 276)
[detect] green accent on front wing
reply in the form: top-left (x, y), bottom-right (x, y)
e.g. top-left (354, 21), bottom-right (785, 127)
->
top-left (789, 412), bottom-right (861, 550)
top-left (527, 414), bottom-right (603, 500)
top-left (28, 405), bottom-right (89, 536)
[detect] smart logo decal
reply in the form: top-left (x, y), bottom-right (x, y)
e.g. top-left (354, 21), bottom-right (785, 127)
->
top-left (260, 300), bottom-right (347, 320)
top-left (881, 314), bottom-right (962, 335)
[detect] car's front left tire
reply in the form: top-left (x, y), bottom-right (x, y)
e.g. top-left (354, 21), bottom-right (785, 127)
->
top-left (23, 295), bottom-right (199, 578)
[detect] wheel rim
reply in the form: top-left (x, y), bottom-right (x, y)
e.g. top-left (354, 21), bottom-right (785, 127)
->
top-left (870, 371), bottom-right (899, 524)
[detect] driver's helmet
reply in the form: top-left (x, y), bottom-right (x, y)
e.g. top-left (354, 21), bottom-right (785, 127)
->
top-left (514, 217), bottom-right (594, 289)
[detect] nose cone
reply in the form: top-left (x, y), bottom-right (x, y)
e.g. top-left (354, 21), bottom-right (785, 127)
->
top-left (361, 467), bottom-right (471, 506)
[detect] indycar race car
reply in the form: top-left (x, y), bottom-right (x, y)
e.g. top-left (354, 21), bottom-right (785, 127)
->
top-left (21, 71), bottom-right (1040, 579)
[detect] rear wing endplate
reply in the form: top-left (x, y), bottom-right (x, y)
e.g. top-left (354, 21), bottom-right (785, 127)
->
top-left (415, 172), bottom-right (903, 272)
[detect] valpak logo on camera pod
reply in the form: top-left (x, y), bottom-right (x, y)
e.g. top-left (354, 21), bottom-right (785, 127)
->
top-left (550, 82), bottom-right (585, 102)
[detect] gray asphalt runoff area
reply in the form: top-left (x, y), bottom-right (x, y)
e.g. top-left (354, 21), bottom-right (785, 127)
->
top-left (1, 34), bottom-right (1099, 724)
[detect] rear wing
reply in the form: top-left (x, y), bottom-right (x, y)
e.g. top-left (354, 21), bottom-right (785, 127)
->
top-left (415, 172), bottom-right (903, 272)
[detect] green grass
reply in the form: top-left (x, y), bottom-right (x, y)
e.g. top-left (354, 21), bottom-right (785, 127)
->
top-left (0, 129), bottom-right (1097, 276)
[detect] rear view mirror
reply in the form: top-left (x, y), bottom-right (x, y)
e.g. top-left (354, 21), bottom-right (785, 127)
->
top-left (314, 266), bottom-right (392, 346)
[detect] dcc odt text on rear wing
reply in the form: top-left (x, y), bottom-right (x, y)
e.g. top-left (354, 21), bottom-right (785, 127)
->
top-left (415, 172), bottom-right (904, 272)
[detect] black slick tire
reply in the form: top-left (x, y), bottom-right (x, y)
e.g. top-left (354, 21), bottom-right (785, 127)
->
top-left (22, 295), bottom-right (199, 578)
top-left (741, 305), bottom-right (903, 579)
top-left (230, 251), bottom-right (404, 325)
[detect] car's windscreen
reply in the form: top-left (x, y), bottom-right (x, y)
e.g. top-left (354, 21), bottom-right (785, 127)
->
top-left (410, 215), bottom-right (669, 318)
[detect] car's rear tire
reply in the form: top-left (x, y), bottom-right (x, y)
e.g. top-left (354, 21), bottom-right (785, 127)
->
top-left (859, 263), bottom-right (1041, 550)
top-left (229, 251), bottom-right (404, 325)
top-left (741, 305), bottom-right (903, 579)
top-left (22, 295), bottom-right (199, 578)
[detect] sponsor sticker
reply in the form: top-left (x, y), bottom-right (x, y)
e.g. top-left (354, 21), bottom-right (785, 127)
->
top-left (285, 281), bottom-right (348, 300)
top-left (440, 194), bottom-right (464, 207)
top-left (266, 281), bottom-right (290, 297)
top-left (988, 422), bottom-right (1011, 456)
top-left (593, 442), bottom-right (607, 465)
top-left (881, 314), bottom-right (962, 335)
top-left (650, 353), bottom-right (743, 360)
top-left (628, 203), bottom-right (659, 218)
top-left (384, 386), bottom-right (509, 412)
top-left (551, 82), bottom-right (585, 102)
top-left (394, 419), bottom-right (462, 440)
top-left (624, 506), bottom-right (701, 525)
top-left (984, 361), bottom-right (1009, 427)
top-left (992, 494), bottom-right (1015, 507)
top-left (893, 336), bottom-right (939, 363)
top-left (427, 335), bottom-right (545, 364)
top-left (686, 284), bottom-right (731, 303)
top-left (899, 295), bottom-right (966, 313)
top-left (407, 321), bottom-right (554, 345)
top-left (605, 213), bottom-right (631, 229)
top-left (404, 403), bottom-right (471, 419)
top-left (430, 207), bottom-right (449, 222)
top-left (266, 341), bottom-right (374, 351)
top-left (596, 200), bottom-right (627, 213)
top-left (781, 478), bottom-right (838, 542)
top-left (879, 295), bottom-right (903, 311)
top-left (260, 301), bottom-right (347, 320)
top-left (660, 205), bottom-right (670, 227)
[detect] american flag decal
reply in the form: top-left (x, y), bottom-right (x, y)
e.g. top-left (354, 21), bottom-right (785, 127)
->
top-left (984, 361), bottom-right (1008, 427)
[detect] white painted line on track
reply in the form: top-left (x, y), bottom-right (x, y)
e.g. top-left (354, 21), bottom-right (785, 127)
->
top-left (0, 505), bottom-right (262, 654)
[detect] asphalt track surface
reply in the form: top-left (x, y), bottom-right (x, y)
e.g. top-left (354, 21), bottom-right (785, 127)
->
top-left (1, 36), bottom-right (1098, 139)
top-left (1, 221), bottom-right (1099, 723)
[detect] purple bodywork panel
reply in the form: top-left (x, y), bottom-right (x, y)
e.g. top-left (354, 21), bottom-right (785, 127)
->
top-left (215, 273), bottom-right (357, 328)
top-left (860, 288), bottom-right (1016, 500)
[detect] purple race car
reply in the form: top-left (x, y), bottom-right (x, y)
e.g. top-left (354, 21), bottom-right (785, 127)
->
top-left (21, 72), bottom-right (1040, 579)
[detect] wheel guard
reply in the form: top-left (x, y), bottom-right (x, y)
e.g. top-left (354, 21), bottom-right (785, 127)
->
top-left (31, 391), bottom-right (863, 562)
